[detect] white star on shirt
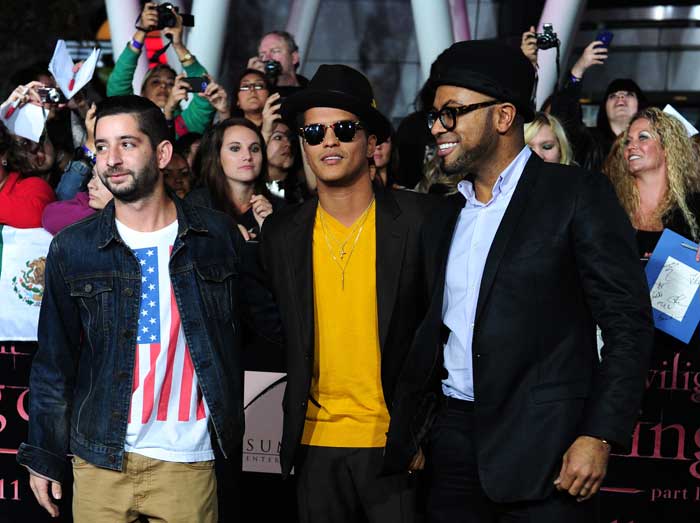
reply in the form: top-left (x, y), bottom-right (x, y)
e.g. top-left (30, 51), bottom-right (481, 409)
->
top-left (147, 267), bottom-right (155, 274)
top-left (148, 284), bottom-right (156, 291)
top-left (149, 301), bottom-right (156, 307)
top-left (141, 309), bottom-right (148, 317)
top-left (147, 250), bottom-right (154, 257)
top-left (142, 293), bottom-right (147, 299)
top-left (150, 334), bottom-right (157, 341)
top-left (140, 259), bottom-right (146, 266)
top-left (142, 326), bottom-right (149, 333)
top-left (137, 336), bottom-right (141, 342)
top-left (149, 318), bottom-right (156, 325)
top-left (142, 276), bottom-right (147, 283)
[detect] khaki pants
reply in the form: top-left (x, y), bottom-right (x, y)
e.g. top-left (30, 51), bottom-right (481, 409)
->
top-left (72, 452), bottom-right (218, 523)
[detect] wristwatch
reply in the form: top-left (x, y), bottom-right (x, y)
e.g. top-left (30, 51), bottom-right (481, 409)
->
top-left (180, 52), bottom-right (194, 64)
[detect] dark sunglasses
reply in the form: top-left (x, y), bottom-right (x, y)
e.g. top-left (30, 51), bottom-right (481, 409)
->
top-left (427, 100), bottom-right (500, 131)
top-left (299, 120), bottom-right (364, 146)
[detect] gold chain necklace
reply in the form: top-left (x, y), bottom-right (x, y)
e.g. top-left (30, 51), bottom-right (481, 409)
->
top-left (318, 198), bottom-right (375, 289)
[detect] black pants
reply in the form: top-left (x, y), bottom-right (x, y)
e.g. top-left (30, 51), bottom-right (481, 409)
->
top-left (295, 445), bottom-right (416, 523)
top-left (425, 398), bottom-right (599, 523)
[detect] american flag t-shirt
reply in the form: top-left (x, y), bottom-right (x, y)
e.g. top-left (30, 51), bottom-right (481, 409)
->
top-left (117, 220), bottom-right (214, 463)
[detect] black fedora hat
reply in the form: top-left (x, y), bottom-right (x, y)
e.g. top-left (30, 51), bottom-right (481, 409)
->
top-left (429, 40), bottom-right (536, 122)
top-left (283, 64), bottom-right (391, 144)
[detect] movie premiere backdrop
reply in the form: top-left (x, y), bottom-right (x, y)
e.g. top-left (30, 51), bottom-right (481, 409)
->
top-left (0, 225), bottom-right (698, 522)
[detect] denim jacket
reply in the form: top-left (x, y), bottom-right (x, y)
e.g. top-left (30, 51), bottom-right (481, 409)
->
top-left (17, 195), bottom-right (279, 483)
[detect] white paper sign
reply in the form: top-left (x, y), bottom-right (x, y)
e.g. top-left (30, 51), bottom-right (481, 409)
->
top-left (48, 40), bottom-right (100, 100)
top-left (3, 103), bottom-right (48, 143)
top-left (243, 371), bottom-right (287, 474)
top-left (663, 104), bottom-right (699, 138)
top-left (650, 256), bottom-right (700, 322)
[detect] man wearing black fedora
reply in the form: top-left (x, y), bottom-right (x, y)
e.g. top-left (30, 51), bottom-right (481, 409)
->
top-left (259, 64), bottom-right (440, 522)
top-left (386, 41), bottom-right (654, 521)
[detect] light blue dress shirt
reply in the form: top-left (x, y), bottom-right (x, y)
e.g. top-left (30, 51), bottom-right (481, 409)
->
top-left (441, 146), bottom-right (532, 401)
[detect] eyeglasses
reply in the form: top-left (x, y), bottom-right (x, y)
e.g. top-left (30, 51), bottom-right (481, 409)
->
top-left (427, 100), bottom-right (501, 131)
top-left (299, 120), bottom-right (364, 146)
top-left (239, 83), bottom-right (267, 92)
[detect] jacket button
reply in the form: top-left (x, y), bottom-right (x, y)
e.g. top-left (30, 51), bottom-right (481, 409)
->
top-left (112, 411), bottom-right (119, 419)
top-left (122, 329), bottom-right (131, 339)
top-left (119, 372), bottom-right (129, 381)
top-left (300, 401), bottom-right (307, 409)
top-left (108, 455), bottom-right (116, 464)
top-left (84, 283), bottom-right (93, 293)
top-left (122, 288), bottom-right (133, 297)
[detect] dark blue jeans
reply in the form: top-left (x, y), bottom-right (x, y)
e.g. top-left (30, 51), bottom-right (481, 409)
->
top-left (425, 397), bottom-right (599, 523)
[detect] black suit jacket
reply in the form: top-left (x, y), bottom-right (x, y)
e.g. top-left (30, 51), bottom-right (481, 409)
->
top-left (386, 154), bottom-right (655, 502)
top-left (259, 186), bottom-right (443, 476)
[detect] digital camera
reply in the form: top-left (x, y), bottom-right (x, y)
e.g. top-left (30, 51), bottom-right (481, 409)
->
top-left (264, 60), bottom-right (282, 80)
top-left (536, 23), bottom-right (559, 50)
top-left (155, 2), bottom-right (195, 30)
top-left (37, 87), bottom-right (66, 104)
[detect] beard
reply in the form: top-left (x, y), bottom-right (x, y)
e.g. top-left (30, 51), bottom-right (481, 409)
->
top-left (442, 111), bottom-right (499, 177)
top-left (98, 155), bottom-right (160, 203)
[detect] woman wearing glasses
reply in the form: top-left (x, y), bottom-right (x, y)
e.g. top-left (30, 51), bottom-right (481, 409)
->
top-left (187, 118), bottom-right (278, 238)
top-left (233, 69), bottom-right (271, 128)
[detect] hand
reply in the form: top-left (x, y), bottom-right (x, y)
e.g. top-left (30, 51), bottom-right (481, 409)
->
top-left (247, 56), bottom-right (265, 73)
top-left (554, 435), bottom-right (610, 502)
top-left (164, 74), bottom-right (189, 120)
top-left (571, 40), bottom-right (608, 80)
top-left (408, 447), bottom-right (425, 472)
top-left (521, 26), bottom-right (538, 68)
top-left (261, 93), bottom-right (282, 143)
top-left (200, 78), bottom-right (230, 119)
top-left (84, 103), bottom-right (97, 152)
top-left (29, 473), bottom-right (62, 517)
top-left (251, 194), bottom-right (273, 227)
top-left (237, 224), bottom-right (252, 241)
top-left (136, 2), bottom-right (159, 33)
top-left (162, 8), bottom-right (184, 46)
top-left (1, 81), bottom-right (44, 113)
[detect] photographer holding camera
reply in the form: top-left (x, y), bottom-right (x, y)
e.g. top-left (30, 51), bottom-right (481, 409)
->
top-left (247, 31), bottom-right (309, 96)
top-left (106, 1), bottom-right (216, 137)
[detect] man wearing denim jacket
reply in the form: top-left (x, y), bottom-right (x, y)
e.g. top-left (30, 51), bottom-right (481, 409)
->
top-left (17, 95), bottom-right (277, 521)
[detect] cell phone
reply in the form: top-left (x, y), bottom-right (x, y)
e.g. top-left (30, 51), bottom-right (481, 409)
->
top-left (595, 30), bottom-right (614, 48)
top-left (182, 77), bottom-right (209, 93)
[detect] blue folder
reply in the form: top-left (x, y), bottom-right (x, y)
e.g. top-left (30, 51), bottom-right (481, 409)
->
top-left (645, 229), bottom-right (700, 343)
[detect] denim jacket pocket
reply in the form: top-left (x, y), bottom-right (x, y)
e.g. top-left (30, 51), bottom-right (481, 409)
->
top-left (194, 260), bottom-right (237, 320)
top-left (68, 277), bottom-right (113, 325)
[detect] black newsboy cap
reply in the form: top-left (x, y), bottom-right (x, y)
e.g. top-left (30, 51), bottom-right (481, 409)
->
top-left (429, 40), bottom-right (536, 122)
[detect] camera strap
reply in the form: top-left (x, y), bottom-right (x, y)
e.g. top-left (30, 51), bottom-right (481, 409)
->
top-left (149, 35), bottom-right (173, 64)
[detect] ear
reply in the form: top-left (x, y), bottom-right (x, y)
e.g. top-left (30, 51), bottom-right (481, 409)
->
top-left (494, 103), bottom-right (518, 134)
top-left (292, 50), bottom-right (300, 68)
top-left (156, 140), bottom-right (174, 169)
top-left (366, 134), bottom-right (378, 159)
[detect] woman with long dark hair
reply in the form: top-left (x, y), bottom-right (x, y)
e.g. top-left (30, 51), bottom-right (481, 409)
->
top-left (187, 118), bottom-right (277, 237)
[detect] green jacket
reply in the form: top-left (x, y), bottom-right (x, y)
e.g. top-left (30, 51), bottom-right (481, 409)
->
top-left (106, 45), bottom-right (215, 136)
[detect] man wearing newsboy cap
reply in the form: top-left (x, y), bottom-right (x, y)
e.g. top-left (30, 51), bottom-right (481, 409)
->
top-left (259, 64), bottom-right (443, 522)
top-left (387, 40), bottom-right (654, 522)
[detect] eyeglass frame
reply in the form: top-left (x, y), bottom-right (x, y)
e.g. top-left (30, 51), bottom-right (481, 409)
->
top-left (238, 83), bottom-right (268, 92)
top-left (298, 120), bottom-right (365, 145)
top-left (427, 100), bottom-right (501, 131)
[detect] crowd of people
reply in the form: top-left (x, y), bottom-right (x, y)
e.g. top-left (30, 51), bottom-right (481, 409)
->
top-left (1, 3), bottom-right (698, 523)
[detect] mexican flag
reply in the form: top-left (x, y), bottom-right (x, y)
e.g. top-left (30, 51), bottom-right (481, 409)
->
top-left (0, 225), bottom-right (53, 341)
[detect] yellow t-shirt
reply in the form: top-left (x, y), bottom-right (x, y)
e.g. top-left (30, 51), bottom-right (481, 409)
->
top-left (301, 201), bottom-right (390, 448)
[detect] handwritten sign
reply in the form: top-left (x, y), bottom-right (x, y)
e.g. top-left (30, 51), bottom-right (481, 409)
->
top-left (650, 256), bottom-right (700, 322)
top-left (645, 229), bottom-right (700, 343)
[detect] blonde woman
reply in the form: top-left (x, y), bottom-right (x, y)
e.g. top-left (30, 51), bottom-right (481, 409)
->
top-left (604, 107), bottom-right (700, 257)
top-left (524, 112), bottom-right (573, 165)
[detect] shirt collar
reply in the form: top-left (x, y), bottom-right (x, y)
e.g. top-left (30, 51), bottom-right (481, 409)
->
top-left (457, 146), bottom-right (532, 206)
